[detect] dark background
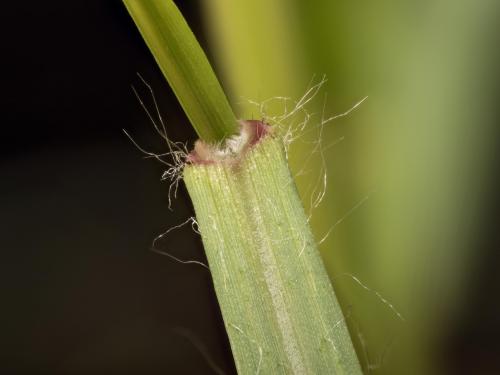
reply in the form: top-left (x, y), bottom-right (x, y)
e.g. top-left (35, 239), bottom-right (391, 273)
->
top-left (2, 1), bottom-right (236, 374)
top-left (1, 1), bottom-right (499, 374)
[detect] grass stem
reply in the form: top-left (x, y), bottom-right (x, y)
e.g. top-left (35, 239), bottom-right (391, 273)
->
top-left (123, 0), bottom-right (238, 143)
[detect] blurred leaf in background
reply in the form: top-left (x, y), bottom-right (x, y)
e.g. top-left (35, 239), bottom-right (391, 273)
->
top-left (204, 0), bottom-right (500, 374)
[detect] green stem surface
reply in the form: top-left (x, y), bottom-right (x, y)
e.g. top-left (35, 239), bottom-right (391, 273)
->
top-left (123, 0), bottom-right (238, 143)
top-left (184, 135), bottom-right (362, 374)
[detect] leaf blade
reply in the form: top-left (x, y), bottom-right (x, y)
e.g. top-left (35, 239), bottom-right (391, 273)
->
top-left (123, 0), bottom-right (238, 143)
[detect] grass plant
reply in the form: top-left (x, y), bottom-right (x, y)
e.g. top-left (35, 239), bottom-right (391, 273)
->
top-left (123, 1), bottom-right (362, 373)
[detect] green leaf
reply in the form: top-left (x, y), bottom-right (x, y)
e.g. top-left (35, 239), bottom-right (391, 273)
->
top-left (122, 0), bottom-right (238, 143)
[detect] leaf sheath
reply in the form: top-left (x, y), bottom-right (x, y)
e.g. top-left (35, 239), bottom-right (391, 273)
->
top-left (184, 135), bottom-right (362, 374)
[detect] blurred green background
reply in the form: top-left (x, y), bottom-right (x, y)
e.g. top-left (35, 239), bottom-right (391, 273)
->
top-left (2, 1), bottom-right (499, 374)
top-left (203, 1), bottom-right (500, 374)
